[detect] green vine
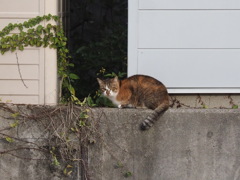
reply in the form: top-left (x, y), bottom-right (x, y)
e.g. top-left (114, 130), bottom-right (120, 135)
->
top-left (0, 14), bottom-right (79, 102)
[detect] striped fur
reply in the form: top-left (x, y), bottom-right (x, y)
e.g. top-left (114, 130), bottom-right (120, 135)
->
top-left (97, 75), bottom-right (169, 130)
top-left (140, 101), bottom-right (169, 130)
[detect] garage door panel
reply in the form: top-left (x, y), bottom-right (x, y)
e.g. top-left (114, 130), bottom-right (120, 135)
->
top-left (0, 0), bottom-right (44, 17)
top-left (0, 65), bottom-right (39, 79)
top-left (0, 80), bottom-right (39, 94)
top-left (139, 0), bottom-right (240, 9)
top-left (139, 11), bottom-right (240, 48)
top-left (138, 49), bottom-right (240, 88)
top-left (0, 95), bottom-right (39, 104)
top-left (0, 49), bottom-right (40, 64)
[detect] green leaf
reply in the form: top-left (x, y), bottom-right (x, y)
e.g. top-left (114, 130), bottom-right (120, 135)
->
top-left (10, 47), bottom-right (16, 52)
top-left (70, 127), bottom-right (78, 132)
top-left (27, 28), bottom-right (34, 33)
top-left (68, 63), bottom-right (74, 67)
top-left (202, 104), bottom-right (208, 109)
top-left (118, 72), bottom-right (127, 78)
top-left (68, 85), bottom-right (75, 95)
top-left (45, 14), bottom-right (52, 21)
top-left (69, 73), bottom-right (79, 80)
top-left (8, 23), bottom-right (13, 28)
top-left (52, 15), bottom-right (59, 21)
top-left (63, 168), bottom-right (67, 175)
top-left (87, 96), bottom-right (96, 107)
top-left (124, 172), bottom-right (132, 178)
top-left (232, 105), bottom-right (238, 109)
top-left (36, 25), bottom-right (43, 33)
top-left (105, 72), bottom-right (117, 78)
top-left (70, 95), bottom-right (80, 103)
top-left (78, 120), bottom-right (86, 127)
top-left (114, 162), bottom-right (123, 169)
top-left (11, 112), bottom-right (19, 118)
top-left (47, 24), bottom-right (52, 29)
top-left (19, 45), bottom-right (24, 51)
top-left (67, 164), bottom-right (73, 168)
top-left (5, 137), bottom-right (14, 143)
top-left (52, 156), bottom-right (60, 166)
top-left (29, 40), bottom-right (34, 46)
top-left (79, 112), bottom-right (89, 119)
top-left (10, 120), bottom-right (19, 128)
top-left (36, 41), bottom-right (42, 47)
top-left (12, 34), bottom-right (18, 40)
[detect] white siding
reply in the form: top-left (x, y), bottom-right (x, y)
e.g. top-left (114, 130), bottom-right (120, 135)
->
top-left (0, 0), bottom-right (58, 104)
top-left (128, 0), bottom-right (240, 93)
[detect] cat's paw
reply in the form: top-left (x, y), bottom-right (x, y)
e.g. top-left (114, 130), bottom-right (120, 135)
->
top-left (140, 119), bottom-right (153, 130)
top-left (118, 104), bottom-right (123, 109)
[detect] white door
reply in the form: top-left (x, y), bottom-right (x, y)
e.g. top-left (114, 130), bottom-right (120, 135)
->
top-left (0, 0), bottom-right (58, 104)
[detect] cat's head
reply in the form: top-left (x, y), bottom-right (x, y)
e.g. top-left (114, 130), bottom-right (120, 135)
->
top-left (97, 76), bottom-right (120, 98)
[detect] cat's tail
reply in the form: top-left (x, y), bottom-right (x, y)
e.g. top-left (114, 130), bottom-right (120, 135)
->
top-left (140, 102), bottom-right (169, 130)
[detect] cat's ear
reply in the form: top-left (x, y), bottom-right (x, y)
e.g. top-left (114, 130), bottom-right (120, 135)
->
top-left (97, 78), bottom-right (103, 86)
top-left (113, 76), bottom-right (119, 82)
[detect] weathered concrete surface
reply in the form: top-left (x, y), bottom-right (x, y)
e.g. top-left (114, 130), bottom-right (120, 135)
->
top-left (1, 105), bottom-right (240, 180)
top-left (0, 105), bottom-right (81, 180)
top-left (89, 108), bottom-right (240, 180)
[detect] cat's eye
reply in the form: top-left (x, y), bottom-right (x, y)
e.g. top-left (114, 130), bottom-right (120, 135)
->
top-left (101, 88), bottom-right (106, 91)
top-left (112, 87), bottom-right (117, 91)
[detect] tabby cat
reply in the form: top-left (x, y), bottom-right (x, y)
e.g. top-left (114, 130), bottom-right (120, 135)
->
top-left (97, 75), bottom-right (169, 130)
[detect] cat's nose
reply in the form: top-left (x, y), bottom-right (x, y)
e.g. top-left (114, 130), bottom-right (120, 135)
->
top-left (106, 91), bottom-right (110, 96)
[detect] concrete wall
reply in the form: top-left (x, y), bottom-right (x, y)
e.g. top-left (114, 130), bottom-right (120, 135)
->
top-left (1, 105), bottom-right (240, 180)
top-left (89, 108), bottom-right (240, 180)
top-left (0, 105), bottom-right (80, 180)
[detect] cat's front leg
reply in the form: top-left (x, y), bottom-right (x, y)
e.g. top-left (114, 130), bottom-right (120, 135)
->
top-left (126, 104), bottom-right (136, 108)
top-left (118, 104), bottom-right (136, 109)
top-left (118, 104), bottom-right (123, 109)
top-left (118, 104), bottom-right (128, 109)
top-left (118, 104), bottom-right (127, 108)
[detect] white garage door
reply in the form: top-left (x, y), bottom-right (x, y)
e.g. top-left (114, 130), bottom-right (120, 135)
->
top-left (0, 0), bottom-right (58, 104)
top-left (128, 0), bottom-right (240, 93)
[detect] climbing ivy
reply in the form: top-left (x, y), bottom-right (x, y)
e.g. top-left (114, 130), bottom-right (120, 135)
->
top-left (0, 14), bottom-right (79, 102)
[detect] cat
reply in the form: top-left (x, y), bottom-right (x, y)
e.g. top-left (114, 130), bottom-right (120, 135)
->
top-left (97, 74), bottom-right (169, 130)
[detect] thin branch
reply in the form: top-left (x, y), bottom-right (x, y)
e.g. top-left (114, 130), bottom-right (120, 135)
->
top-left (0, 147), bottom-right (47, 155)
top-left (15, 52), bottom-right (28, 88)
top-left (7, 153), bottom-right (48, 161)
